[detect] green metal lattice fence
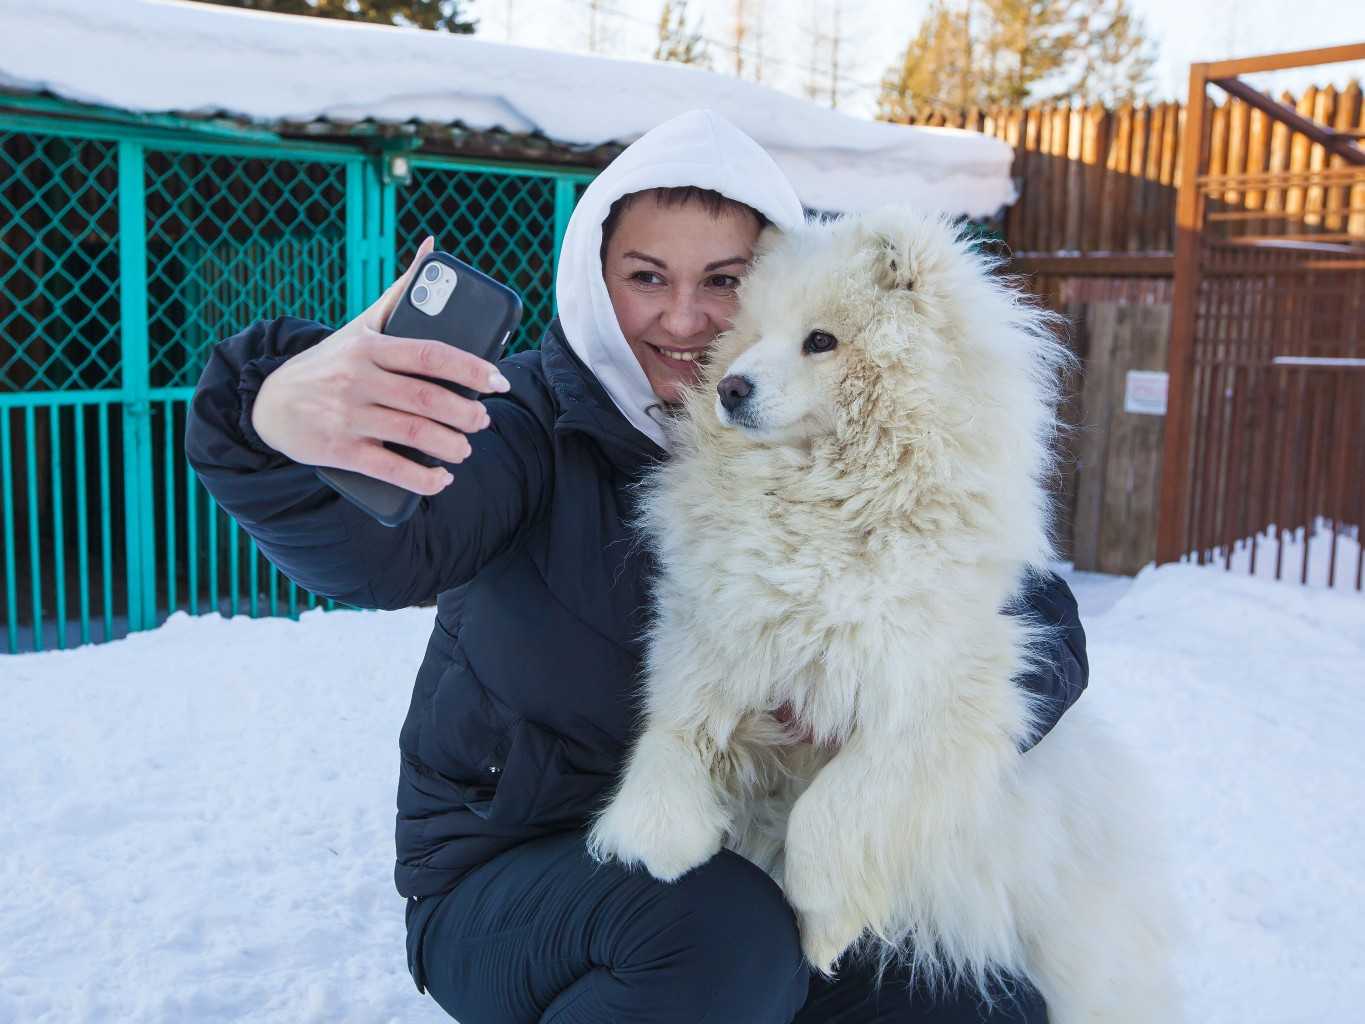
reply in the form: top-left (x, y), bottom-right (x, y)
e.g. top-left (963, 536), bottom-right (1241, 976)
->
top-left (0, 104), bottom-right (593, 655)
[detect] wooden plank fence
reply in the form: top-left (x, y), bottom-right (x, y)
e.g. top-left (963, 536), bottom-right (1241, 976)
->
top-left (900, 58), bottom-right (1365, 583)
top-left (893, 81), bottom-right (1365, 254)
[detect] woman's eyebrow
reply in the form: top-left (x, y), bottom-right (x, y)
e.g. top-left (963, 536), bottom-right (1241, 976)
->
top-left (621, 251), bottom-right (750, 272)
top-left (705, 257), bottom-right (749, 271)
top-left (623, 250), bottom-right (666, 268)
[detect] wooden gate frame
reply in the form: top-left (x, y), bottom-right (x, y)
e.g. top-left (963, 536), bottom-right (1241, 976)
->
top-left (1155, 43), bottom-right (1365, 565)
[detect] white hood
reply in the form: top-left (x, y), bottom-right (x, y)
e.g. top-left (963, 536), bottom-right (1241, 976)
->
top-left (555, 109), bottom-right (806, 451)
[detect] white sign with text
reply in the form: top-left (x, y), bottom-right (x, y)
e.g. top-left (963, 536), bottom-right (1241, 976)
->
top-left (1124, 370), bottom-right (1168, 415)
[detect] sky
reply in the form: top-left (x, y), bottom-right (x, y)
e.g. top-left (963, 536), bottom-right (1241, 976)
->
top-left (469, 0), bottom-right (1365, 119)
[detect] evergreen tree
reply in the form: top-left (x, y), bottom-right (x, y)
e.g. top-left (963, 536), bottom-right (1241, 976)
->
top-left (877, 1), bottom-right (973, 119)
top-left (979, 0), bottom-right (1081, 105)
top-left (655, 0), bottom-right (711, 68)
top-left (878, 0), bottom-right (1154, 119)
top-left (1066, 0), bottom-right (1157, 104)
top-left (198, 0), bottom-right (475, 33)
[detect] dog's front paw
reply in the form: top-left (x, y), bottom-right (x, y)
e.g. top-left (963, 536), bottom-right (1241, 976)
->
top-left (797, 906), bottom-right (864, 977)
top-left (588, 791), bottom-right (723, 882)
top-left (587, 730), bottom-right (727, 882)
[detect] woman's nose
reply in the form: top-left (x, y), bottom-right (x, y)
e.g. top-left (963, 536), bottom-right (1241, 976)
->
top-left (660, 292), bottom-right (708, 339)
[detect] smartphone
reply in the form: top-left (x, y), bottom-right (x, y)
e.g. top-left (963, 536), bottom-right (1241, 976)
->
top-left (315, 250), bottom-right (523, 527)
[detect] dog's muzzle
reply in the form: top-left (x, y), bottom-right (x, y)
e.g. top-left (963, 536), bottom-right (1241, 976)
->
top-left (718, 374), bottom-right (753, 413)
top-left (716, 374), bottom-right (761, 428)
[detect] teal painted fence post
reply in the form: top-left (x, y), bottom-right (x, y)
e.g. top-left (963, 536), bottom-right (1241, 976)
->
top-left (117, 140), bottom-right (155, 632)
top-left (345, 160), bottom-right (365, 321)
top-left (552, 179), bottom-right (576, 316)
top-left (23, 407), bottom-right (40, 650)
top-left (2, 411), bottom-right (17, 653)
top-left (357, 156), bottom-right (388, 307)
top-left (380, 171), bottom-right (397, 294)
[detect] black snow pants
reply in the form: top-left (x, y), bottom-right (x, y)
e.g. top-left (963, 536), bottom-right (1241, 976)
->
top-left (405, 830), bottom-right (1047, 1024)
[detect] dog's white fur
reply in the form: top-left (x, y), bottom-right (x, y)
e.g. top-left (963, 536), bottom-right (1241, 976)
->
top-left (588, 208), bottom-right (1180, 1021)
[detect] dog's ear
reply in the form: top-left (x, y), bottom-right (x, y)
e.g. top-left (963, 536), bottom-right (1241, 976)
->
top-left (873, 233), bottom-right (915, 292)
top-left (752, 223), bottom-right (784, 259)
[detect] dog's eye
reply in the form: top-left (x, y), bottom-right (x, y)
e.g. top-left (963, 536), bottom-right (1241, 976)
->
top-left (802, 330), bottom-right (838, 355)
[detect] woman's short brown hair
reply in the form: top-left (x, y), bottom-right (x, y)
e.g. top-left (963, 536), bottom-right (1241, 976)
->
top-left (599, 187), bottom-right (770, 262)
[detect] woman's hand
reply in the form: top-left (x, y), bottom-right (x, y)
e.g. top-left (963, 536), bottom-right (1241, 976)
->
top-left (251, 237), bottom-right (512, 495)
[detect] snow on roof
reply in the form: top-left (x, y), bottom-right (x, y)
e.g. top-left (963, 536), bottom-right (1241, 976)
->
top-left (0, 0), bottom-right (1017, 218)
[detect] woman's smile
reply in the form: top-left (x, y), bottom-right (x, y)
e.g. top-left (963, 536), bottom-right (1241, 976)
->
top-left (650, 343), bottom-right (703, 363)
top-left (638, 339), bottom-right (709, 397)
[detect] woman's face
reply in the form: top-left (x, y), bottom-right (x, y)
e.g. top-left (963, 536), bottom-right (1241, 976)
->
top-left (602, 198), bottom-right (763, 405)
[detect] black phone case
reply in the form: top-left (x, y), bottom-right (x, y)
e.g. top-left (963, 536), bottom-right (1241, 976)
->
top-left (315, 251), bottom-right (522, 527)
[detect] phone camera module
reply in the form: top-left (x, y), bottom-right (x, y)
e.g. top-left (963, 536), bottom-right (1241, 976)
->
top-left (422, 263), bottom-right (442, 283)
top-left (411, 284), bottom-right (430, 305)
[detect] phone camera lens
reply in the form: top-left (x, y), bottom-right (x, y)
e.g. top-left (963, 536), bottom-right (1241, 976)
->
top-left (423, 263), bottom-right (442, 283)
top-left (412, 284), bottom-right (430, 305)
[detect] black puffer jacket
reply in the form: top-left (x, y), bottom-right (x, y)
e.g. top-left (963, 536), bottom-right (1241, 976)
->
top-left (185, 316), bottom-right (1089, 988)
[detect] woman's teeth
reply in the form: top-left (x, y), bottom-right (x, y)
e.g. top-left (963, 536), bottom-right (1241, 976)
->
top-left (655, 345), bottom-right (699, 363)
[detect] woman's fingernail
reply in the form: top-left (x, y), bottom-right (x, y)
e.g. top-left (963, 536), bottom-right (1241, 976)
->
top-left (440, 470), bottom-right (453, 486)
top-left (489, 372), bottom-right (511, 393)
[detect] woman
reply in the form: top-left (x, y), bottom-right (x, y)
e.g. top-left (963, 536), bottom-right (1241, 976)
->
top-left (186, 110), bottom-right (1086, 1023)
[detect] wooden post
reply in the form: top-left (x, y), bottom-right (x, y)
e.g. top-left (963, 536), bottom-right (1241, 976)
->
top-left (1304, 86), bottom-right (1332, 226)
top-left (1207, 99), bottom-right (1229, 238)
top-left (1066, 105), bottom-right (1086, 251)
top-left (1049, 105), bottom-right (1070, 252)
top-left (1245, 107), bottom-right (1269, 236)
top-left (1128, 104), bottom-right (1150, 252)
top-left (1143, 104), bottom-right (1167, 251)
top-left (1286, 88), bottom-right (1313, 221)
top-left (1073, 303), bottom-right (1173, 574)
top-left (1225, 96), bottom-right (1249, 207)
top-left (1350, 82), bottom-right (1365, 238)
top-left (1082, 104), bottom-right (1109, 252)
top-left (1326, 83), bottom-right (1358, 232)
top-left (1160, 103), bottom-right (1182, 250)
top-left (1156, 63), bottom-right (1210, 564)
top-left (1024, 106), bottom-right (1043, 251)
top-left (1266, 96), bottom-right (1291, 221)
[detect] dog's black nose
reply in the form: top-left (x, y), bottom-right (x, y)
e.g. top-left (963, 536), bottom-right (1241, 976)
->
top-left (717, 374), bottom-right (754, 412)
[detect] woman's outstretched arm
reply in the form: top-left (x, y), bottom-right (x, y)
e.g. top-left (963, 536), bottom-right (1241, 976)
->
top-left (185, 314), bottom-right (554, 611)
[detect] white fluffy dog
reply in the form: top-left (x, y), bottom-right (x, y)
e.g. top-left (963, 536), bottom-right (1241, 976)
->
top-left (588, 208), bottom-right (1179, 1022)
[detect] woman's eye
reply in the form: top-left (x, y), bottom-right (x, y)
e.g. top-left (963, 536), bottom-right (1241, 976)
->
top-left (630, 271), bottom-right (664, 286)
top-left (707, 274), bottom-right (741, 290)
top-left (802, 330), bottom-right (838, 355)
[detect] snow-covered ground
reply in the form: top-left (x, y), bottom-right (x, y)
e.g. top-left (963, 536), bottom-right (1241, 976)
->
top-left (2, 560), bottom-right (1362, 1023)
